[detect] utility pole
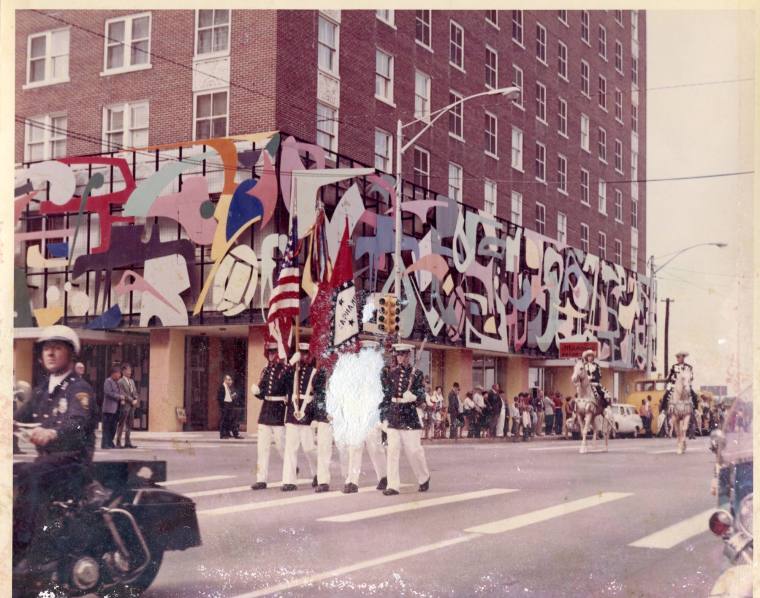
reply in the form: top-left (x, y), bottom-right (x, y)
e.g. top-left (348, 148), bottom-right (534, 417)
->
top-left (661, 298), bottom-right (674, 375)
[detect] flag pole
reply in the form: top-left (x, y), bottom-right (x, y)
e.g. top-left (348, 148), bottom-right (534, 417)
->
top-left (290, 184), bottom-right (301, 402)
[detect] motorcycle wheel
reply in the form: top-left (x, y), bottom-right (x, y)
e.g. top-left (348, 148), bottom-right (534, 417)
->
top-left (110, 548), bottom-right (164, 597)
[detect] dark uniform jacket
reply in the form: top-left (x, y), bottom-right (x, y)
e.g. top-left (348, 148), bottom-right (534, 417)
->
top-left (16, 372), bottom-right (97, 464)
top-left (382, 364), bottom-right (426, 430)
top-left (307, 367), bottom-right (329, 424)
top-left (286, 362), bottom-right (318, 426)
top-left (255, 361), bottom-right (292, 426)
top-left (447, 390), bottom-right (460, 418)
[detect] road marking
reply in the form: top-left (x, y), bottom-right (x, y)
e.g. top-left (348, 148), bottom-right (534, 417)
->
top-left (185, 478), bottom-right (313, 498)
top-left (160, 474), bottom-right (236, 487)
top-left (464, 492), bottom-right (633, 534)
top-left (318, 488), bottom-right (518, 523)
top-left (629, 509), bottom-right (714, 549)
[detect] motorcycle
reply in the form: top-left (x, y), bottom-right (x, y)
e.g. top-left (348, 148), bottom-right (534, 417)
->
top-left (13, 423), bottom-right (202, 597)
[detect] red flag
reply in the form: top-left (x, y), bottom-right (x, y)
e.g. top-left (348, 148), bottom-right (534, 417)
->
top-left (308, 207), bottom-right (333, 367)
top-left (330, 218), bottom-right (360, 355)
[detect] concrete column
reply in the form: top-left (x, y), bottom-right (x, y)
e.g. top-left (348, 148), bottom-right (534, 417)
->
top-left (13, 339), bottom-right (35, 385)
top-left (504, 357), bottom-right (530, 401)
top-left (443, 348), bottom-right (473, 394)
top-left (148, 329), bottom-right (186, 432)
top-left (207, 336), bottom-right (222, 431)
top-left (246, 326), bottom-right (267, 433)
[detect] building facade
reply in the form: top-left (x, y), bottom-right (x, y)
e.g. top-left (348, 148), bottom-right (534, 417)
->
top-left (14, 9), bottom-right (652, 432)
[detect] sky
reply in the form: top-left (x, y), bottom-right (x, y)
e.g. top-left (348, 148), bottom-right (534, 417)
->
top-left (645, 10), bottom-right (755, 394)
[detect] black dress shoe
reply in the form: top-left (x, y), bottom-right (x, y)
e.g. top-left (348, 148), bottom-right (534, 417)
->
top-left (281, 484), bottom-right (298, 492)
top-left (383, 488), bottom-right (400, 496)
top-left (315, 483), bottom-right (330, 493)
top-left (376, 476), bottom-right (388, 491)
top-left (115, 442), bottom-right (123, 448)
top-left (101, 445), bottom-right (111, 450)
top-left (418, 478), bottom-right (430, 492)
top-left (125, 444), bottom-right (138, 449)
top-left (251, 482), bottom-right (267, 490)
top-left (342, 483), bottom-right (359, 494)
top-left (312, 475), bottom-right (318, 488)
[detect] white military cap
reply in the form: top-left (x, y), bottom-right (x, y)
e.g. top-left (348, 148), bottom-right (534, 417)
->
top-left (360, 340), bottom-right (379, 349)
top-left (392, 343), bottom-right (414, 352)
top-left (298, 342), bottom-right (311, 351)
top-left (265, 341), bottom-right (278, 351)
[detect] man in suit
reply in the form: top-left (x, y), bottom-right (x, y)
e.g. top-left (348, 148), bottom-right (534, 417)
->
top-left (217, 374), bottom-right (240, 439)
top-left (447, 383), bottom-right (461, 439)
top-left (116, 363), bottom-right (139, 448)
top-left (101, 365), bottom-right (123, 449)
top-left (486, 383), bottom-right (503, 438)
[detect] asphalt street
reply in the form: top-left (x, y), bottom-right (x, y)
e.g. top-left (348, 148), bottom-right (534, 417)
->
top-left (14, 434), bottom-right (726, 597)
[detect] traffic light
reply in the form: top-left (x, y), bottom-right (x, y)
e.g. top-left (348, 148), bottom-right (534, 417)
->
top-left (377, 294), bottom-right (400, 334)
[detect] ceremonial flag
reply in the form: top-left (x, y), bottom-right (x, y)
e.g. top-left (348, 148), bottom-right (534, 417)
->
top-left (308, 205), bottom-right (334, 367)
top-left (266, 213), bottom-right (300, 359)
top-left (330, 218), bottom-right (360, 354)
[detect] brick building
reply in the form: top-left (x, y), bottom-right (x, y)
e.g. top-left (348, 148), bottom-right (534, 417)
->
top-left (14, 9), bottom-right (651, 432)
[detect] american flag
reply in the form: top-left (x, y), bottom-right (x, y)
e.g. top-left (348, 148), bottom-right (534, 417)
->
top-left (267, 215), bottom-right (300, 358)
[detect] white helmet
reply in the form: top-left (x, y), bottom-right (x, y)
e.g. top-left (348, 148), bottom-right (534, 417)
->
top-left (36, 325), bottom-right (81, 354)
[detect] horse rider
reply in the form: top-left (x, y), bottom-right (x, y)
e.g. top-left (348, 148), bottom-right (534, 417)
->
top-left (663, 351), bottom-right (698, 436)
top-left (581, 349), bottom-right (610, 410)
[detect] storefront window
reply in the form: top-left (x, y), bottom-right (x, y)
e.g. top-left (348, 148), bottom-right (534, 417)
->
top-left (473, 355), bottom-right (498, 390)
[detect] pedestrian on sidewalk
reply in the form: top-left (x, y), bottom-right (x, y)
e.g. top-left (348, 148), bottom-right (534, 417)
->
top-left (447, 383), bottom-right (461, 439)
top-left (487, 384), bottom-right (503, 438)
top-left (553, 392), bottom-right (564, 435)
top-left (543, 393), bottom-right (555, 435)
top-left (115, 363), bottom-right (139, 448)
top-left (472, 386), bottom-right (486, 438)
top-left (101, 364), bottom-right (122, 450)
top-left (462, 392), bottom-right (475, 438)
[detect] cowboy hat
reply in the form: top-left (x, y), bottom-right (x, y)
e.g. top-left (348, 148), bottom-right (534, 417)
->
top-left (675, 350), bottom-right (689, 358)
top-left (581, 349), bottom-right (596, 359)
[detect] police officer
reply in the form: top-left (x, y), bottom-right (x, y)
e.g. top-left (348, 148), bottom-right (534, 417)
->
top-left (13, 325), bottom-right (97, 568)
top-left (250, 341), bottom-right (291, 490)
top-left (381, 344), bottom-right (430, 496)
top-left (581, 349), bottom-right (611, 410)
top-left (663, 351), bottom-right (698, 438)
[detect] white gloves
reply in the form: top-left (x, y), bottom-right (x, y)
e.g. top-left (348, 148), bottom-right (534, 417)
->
top-left (402, 390), bottom-right (417, 404)
top-left (289, 351), bottom-right (301, 366)
top-left (250, 384), bottom-right (261, 397)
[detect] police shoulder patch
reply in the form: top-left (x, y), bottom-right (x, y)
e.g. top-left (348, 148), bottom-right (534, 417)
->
top-left (75, 392), bottom-right (91, 409)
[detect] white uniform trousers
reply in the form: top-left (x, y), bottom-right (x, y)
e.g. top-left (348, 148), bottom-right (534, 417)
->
top-left (386, 428), bottom-right (430, 492)
top-left (255, 424), bottom-right (285, 483)
top-left (316, 421), bottom-right (335, 484)
top-left (344, 425), bottom-right (387, 485)
top-left (282, 423), bottom-right (317, 485)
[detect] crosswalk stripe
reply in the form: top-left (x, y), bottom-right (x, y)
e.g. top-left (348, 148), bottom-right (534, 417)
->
top-left (185, 479), bottom-right (313, 498)
top-left (464, 492), bottom-right (633, 534)
top-left (160, 475), bottom-right (236, 487)
top-left (629, 509), bottom-right (714, 549)
top-left (318, 488), bottom-right (518, 523)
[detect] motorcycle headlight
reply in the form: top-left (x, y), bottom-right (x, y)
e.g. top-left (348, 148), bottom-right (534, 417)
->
top-left (737, 494), bottom-right (753, 538)
top-left (709, 510), bottom-right (734, 538)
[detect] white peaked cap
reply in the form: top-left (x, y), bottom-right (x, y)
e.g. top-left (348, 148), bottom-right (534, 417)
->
top-left (360, 340), bottom-right (379, 349)
top-left (392, 343), bottom-right (414, 352)
top-left (298, 342), bottom-right (311, 351)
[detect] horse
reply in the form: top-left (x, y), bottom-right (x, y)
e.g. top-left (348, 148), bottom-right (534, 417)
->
top-left (668, 372), bottom-right (694, 454)
top-left (571, 361), bottom-right (611, 453)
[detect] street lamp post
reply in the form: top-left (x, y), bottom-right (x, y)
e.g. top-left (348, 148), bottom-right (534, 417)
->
top-left (393, 86), bottom-right (521, 300)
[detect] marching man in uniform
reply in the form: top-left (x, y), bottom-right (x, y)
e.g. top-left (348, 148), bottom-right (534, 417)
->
top-left (581, 348), bottom-right (611, 410)
top-left (381, 343), bottom-right (430, 496)
top-left (281, 343), bottom-right (318, 492)
top-left (309, 360), bottom-right (332, 493)
top-left (250, 341), bottom-right (291, 490)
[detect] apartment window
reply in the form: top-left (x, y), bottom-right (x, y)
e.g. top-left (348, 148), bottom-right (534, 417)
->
top-left (316, 102), bottom-right (337, 157)
top-left (614, 239), bottom-right (622, 265)
top-left (535, 142), bottom-right (546, 182)
top-left (615, 40), bottom-right (623, 73)
top-left (512, 10), bottom-right (524, 46)
top-left (374, 129), bottom-right (392, 172)
top-left (485, 111), bottom-right (498, 157)
top-left (535, 203), bottom-right (546, 235)
top-left (485, 46), bottom-right (498, 88)
top-left (558, 97), bottom-right (568, 136)
top-left (535, 82), bottom-right (547, 122)
top-left (615, 10), bottom-right (624, 26)
top-left (632, 10), bottom-right (639, 41)
top-left (375, 49), bottom-right (394, 103)
top-left (615, 88), bottom-right (623, 122)
top-left (196, 10), bottom-right (230, 55)
top-left (558, 41), bottom-right (568, 80)
top-left (511, 127), bottom-right (524, 170)
top-left (376, 10), bottom-right (395, 26)
top-left (598, 25), bottom-right (607, 60)
top-left (631, 150), bottom-right (639, 183)
top-left (631, 198), bottom-right (638, 228)
top-left (318, 15), bottom-right (339, 75)
top-left (484, 179), bottom-right (497, 215)
top-left (598, 127), bottom-right (607, 162)
top-left (580, 223), bottom-right (589, 253)
top-left (450, 21), bottom-right (464, 69)
top-left (26, 29), bottom-right (69, 85)
top-left (415, 10), bottom-right (432, 48)
top-left (486, 10), bottom-right (498, 27)
top-left (558, 10), bottom-right (568, 25)
top-left (598, 75), bottom-right (608, 110)
top-left (581, 11), bottom-right (590, 44)
top-left (557, 212), bottom-right (567, 244)
top-left (632, 56), bottom-right (639, 86)
top-left (511, 191), bottom-right (523, 225)
top-left (615, 189), bottom-right (623, 222)
top-left (580, 168), bottom-right (590, 205)
top-left (449, 91), bottom-right (464, 139)
top-left (614, 139), bottom-right (623, 172)
top-left (105, 101), bottom-right (149, 149)
top-left (631, 233), bottom-right (639, 272)
top-left (448, 162), bottom-right (463, 202)
top-left (25, 114), bottom-right (67, 162)
top-left (598, 179), bottom-right (607, 214)
top-left (632, 104), bottom-right (639, 133)
top-left (581, 60), bottom-right (590, 96)
top-left (414, 71), bottom-right (431, 121)
top-left (413, 147), bottom-right (430, 188)
top-left (598, 232), bottom-right (607, 260)
top-left (104, 13), bottom-right (151, 72)
top-left (536, 23), bottom-right (547, 64)
top-left (580, 114), bottom-right (590, 151)
top-left (512, 65), bottom-right (524, 108)
top-left (558, 154), bottom-right (567, 194)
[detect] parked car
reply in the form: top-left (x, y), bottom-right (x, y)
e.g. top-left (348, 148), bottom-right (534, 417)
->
top-left (609, 403), bottom-right (643, 437)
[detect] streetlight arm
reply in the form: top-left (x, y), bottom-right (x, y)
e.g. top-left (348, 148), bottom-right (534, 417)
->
top-left (652, 242), bottom-right (727, 275)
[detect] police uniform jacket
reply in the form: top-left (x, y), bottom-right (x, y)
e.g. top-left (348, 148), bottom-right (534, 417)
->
top-left (286, 362), bottom-right (318, 426)
top-left (256, 361), bottom-right (292, 426)
top-left (382, 364), bottom-right (425, 430)
top-left (16, 372), bottom-right (97, 464)
top-left (306, 367), bottom-right (329, 423)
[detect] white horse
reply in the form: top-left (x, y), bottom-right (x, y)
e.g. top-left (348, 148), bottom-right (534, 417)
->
top-left (571, 361), bottom-right (611, 454)
top-left (669, 372), bottom-right (694, 454)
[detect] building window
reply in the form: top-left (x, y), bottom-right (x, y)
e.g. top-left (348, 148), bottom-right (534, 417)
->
top-left (512, 65), bottom-right (524, 108)
top-left (316, 102), bottom-right (337, 157)
top-left (631, 233), bottom-right (638, 272)
top-left (449, 91), bottom-right (464, 139)
top-left (631, 198), bottom-right (638, 229)
top-left (615, 189), bottom-right (623, 222)
top-left (598, 25), bottom-right (607, 60)
top-left (536, 23), bottom-right (547, 64)
top-left (614, 139), bottom-right (623, 172)
top-left (598, 127), bottom-right (607, 162)
top-left (486, 10), bottom-right (498, 27)
top-left (25, 114), bottom-right (67, 161)
top-left (558, 10), bottom-right (568, 25)
top-left (196, 10), bottom-right (230, 56)
top-left (580, 113), bottom-right (590, 151)
top-left (512, 10), bottom-right (524, 46)
top-left (413, 147), bottom-right (430, 188)
top-left (511, 191), bottom-right (523, 225)
top-left (598, 179), bottom-right (607, 214)
top-left (194, 91), bottom-right (226, 139)
top-left (580, 168), bottom-right (590, 205)
top-left (615, 40), bottom-right (623, 73)
top-left (558, 97), bottom-right (568, 136)
top-left (632, 104), bottom-right (639, 133)
top-left (598, 232), bottom-right (607, 259)
top-left (374, 129), bottom-right (392, 172)
top-left (375, 49), bottom-right (394, 103)
top-left (614, 239), bottom-right (622, 265)
top-left (416, 10), bottom-right (432, 48)
top-left (104, 101), bottom-right (149, 149)
top-left (376, 10), bottom-right (395, 26)
top-left (631, 149), bottom-right (639, 183)
top-left (318, 15), bottom-right (339, 75)
top-left (557, 212), bottom-right (567, 244)
top-left (632, 10), bottom-right (639, 41)
top-left (535, 202), bottom-right (546, 235)
top-left (535, 142), bottom-right (546, 182)
top-left (535, 82), bottom-right (547, 123)
top-left (485, 46), bottom-right (498, 89)
top-left (558, 154), bottom-right (567, 193)
top-left (415, 71), bottom-right (431, 121)
top-left (598, 75), bottom-right (607, 110)
top-left (26, 29), bottom-right (69, 86)
top-left (581, 10), bottom-right (590, 44)
top-left (615, 10), bottom-right (624, 26)
top-left (580, 223), bottom-right (589, 253)
top-left (558, 41), bottom-right (568, 80)
top-left (615, 88), bottom-right (623, 122)
top-left (632, 56), bottom-right (639, 86)
top-left (581, 60), bottom-right (590, 97)
top-left (511, 127), bottom-right (523, 171)
top-left (450, 20), bottom-right (464, 69)
top-left (485, 111), bottom-right (498, 157)
top-left (448, 162), bottom-right (463, 202)
top-left (484, 179), bottom-right (497, 215)
top-left (104, 13), bottom-right (151, 73)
